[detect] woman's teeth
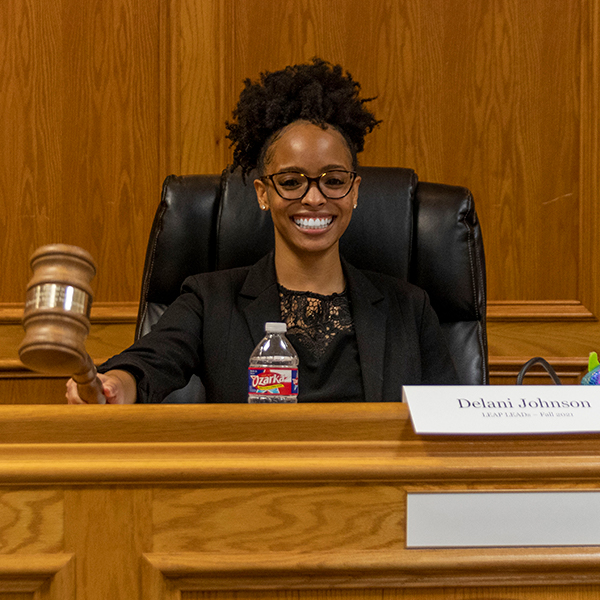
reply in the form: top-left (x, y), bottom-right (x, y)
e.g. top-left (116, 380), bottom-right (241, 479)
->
top-left (294, 216), bottom-right (333, 229)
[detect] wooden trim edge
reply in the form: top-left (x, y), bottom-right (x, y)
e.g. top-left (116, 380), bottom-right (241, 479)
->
top-left (142, 549), bottom-right (600, 589)
top-left (0, 358), bottom-right (113, 377)
top-left (489, 356), bottom-right (588, 384)
top-left (0, 553), bottom-right (73, 576)
top-left (1, 300), bottom-right (594, 324)
top-left (0, 356), bottom-right (590, 385)
top-left (0, 553), bottom-right (75, 595)
top-left (487, 301), bottom-right (596, 321)
top-left (0, 302), bottom-right (139, 324)
top-left (4, 443), bottom-right (600, 484)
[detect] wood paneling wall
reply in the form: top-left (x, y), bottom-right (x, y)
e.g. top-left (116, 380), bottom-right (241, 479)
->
top-left (0, 0), bottom-right (161, 303)
top-left (1, 0), bottom-right (598, 400)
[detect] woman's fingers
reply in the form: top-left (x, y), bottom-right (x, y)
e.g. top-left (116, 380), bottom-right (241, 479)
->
top-left (65, 371), bottom-right (136, 404)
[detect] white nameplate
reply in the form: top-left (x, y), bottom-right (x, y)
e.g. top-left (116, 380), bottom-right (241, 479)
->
top-left (403, 385), bottom-right (600, 434)
top-left (407, 491), bottom-right (600, 547)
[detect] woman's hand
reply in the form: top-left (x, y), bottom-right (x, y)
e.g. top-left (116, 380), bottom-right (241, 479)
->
top-left (65, 370), bottom-right (137, 404)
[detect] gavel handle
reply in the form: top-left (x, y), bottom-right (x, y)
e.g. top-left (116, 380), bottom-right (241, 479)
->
top-left (73, 354), bottom-right (106, 404)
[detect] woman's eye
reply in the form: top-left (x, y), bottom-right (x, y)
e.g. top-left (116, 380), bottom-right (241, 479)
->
top-left (278, 175), bottom-right (303, 188)
top-left (323, 175), bottom-right (345, 187)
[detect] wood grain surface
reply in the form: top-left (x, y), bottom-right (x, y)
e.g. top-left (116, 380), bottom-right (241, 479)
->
top-left (153, 484), bottom-right (404, 553)
top-left (180, 586), bottom-right (600, 600)
top-left (1, 0), bottom-right (598, 397)
top-left (0, 490), bottom-right (63, 553)
top-left (1, 403), bottom-right (600, 597)
top-left (178, 0), bottom-right (585, 303)
top-left (65, 488), bottom-right (152, 600)
top-left (0, 0), bottom-right (160, 305)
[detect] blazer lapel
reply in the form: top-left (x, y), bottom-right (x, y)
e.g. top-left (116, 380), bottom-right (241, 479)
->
top-left (238, 253), bottom-right (388, 402)
top-left (344, 260), bottom-right (387, 403)
top-left (239, 252), bottom-right (282, 346)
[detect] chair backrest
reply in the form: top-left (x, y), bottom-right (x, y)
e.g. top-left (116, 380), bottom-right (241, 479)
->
top-left (136, 166), bottom-right (488, 400)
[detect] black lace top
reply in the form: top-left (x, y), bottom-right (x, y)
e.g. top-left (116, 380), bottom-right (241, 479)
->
top-left (278, 285), bottom-right (364, 402)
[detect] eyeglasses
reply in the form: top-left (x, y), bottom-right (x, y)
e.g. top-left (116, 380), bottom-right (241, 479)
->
top-left (262, 170), bottom-right (357, 200)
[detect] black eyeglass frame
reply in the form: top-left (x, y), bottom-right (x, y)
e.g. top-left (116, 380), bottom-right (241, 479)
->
top-left (261, 170), bottom-right (358, 200)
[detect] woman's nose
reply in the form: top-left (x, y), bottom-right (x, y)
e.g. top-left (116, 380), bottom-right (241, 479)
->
top-left (301, 181), bottom-right (326, 206)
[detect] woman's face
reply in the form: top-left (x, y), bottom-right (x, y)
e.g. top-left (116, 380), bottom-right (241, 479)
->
top-left (254, 121), bottom-right (361, 260)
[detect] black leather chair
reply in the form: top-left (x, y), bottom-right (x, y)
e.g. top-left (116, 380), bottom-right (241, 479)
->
top-left (135, 167), bottom-right (488, 402)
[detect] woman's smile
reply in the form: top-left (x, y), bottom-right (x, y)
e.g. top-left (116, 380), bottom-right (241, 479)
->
top-left (293, 214), bottom-right (335, 231)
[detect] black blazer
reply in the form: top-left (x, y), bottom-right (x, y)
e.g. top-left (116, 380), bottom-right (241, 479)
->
top-left (100, 252), bottom-right (458, 403)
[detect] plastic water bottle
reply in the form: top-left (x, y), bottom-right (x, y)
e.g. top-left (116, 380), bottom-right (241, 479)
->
top-left (248, 322), bottom-right (299, 403)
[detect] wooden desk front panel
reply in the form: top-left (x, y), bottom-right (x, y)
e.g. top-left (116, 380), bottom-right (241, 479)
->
top-left (2, 403), bottom-right (600, 600)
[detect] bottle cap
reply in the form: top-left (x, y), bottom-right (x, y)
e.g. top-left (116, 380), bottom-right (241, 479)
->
top-left (265, 322), bottom-right (287, 333)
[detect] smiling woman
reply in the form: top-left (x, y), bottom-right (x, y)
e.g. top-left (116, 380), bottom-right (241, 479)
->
top-left (66, 58), bottom-right (459, 405)
top-left (253, 122), bottom-right (360, 291)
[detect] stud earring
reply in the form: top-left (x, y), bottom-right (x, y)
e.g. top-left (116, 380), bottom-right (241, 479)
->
top-left (260, 205), bottom-right (267, 211)
top-left (353, 204), bottom-right (357, 209)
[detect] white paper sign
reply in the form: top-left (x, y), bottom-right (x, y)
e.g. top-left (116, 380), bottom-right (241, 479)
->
top-left (403, 385), bottom-right (600, 434)
top-left (406, 491), bottom-right (600, 547)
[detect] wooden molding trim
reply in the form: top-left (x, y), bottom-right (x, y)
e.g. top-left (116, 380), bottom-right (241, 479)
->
top-left (6, 402), bottom-right (600, 446)
top-left (0, 353), bottom-right (588, 381)
top-left (0, 302), bottom-right (139, 324)
top-left (90, 302), bottom-right (139, 322)
top-left (8, 441), bottom-right (600, 484)
top-left (3, 402), bottom-right (600, 483)
top-left (489, 356), bottom-right (588, 379)
top-left (143, 548), bottom-right (600, 589)
top-left (487, 301), bottom-right (596, 321)
top-left (2, 299), bottom-right (596, 324)
top-left (142, 554), bottom-right (180, 600)
top-left (0, 553), bottom-right (73, 593)
top-left (1, 299), bottom-right (597, 327)
top-left (0, 358), bottom-right (112, 377)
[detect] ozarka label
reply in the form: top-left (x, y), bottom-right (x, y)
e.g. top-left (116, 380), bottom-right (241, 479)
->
top-left (248, 368), bottom-right (299, 397)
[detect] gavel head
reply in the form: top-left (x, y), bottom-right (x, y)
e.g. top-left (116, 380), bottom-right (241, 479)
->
top-left (19, 244), bottom-right (96, 376)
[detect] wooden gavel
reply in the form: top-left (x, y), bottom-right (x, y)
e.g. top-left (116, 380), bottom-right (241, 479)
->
top-left (19, 244), bottom-right (106, 404)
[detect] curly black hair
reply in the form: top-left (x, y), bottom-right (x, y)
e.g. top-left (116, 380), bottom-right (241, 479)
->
top-left (226, 58), bottom-right (380, 177)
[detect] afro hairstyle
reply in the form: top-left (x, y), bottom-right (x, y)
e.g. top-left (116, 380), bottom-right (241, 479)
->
top-left (225, 58), bottom-right (380, 177)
